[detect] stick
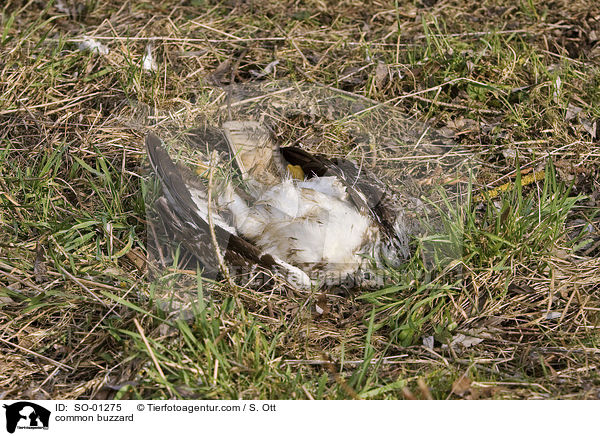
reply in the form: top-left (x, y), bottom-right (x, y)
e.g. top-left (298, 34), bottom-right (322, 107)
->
top-left (206, 151), bottom-right (234, 287)
top-left (133, 318), bottom-right (174, 397)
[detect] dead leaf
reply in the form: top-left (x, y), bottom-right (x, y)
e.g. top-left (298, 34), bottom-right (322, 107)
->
top-left (375, 62), bottom-right (389, 89)
top-left (33, 244), bottom-right (48, 283)
top-left (451, 375), bottom-right (472, 397)
top-left (552, 248), bottom-right (569, 260)
top-left (565, 103), bottom-right (583, 121)
top-left (315, 293), bottom-right (329, 317)
top-left (468, 385), bottom-right (497, 399)
top-left (545, 311), bottom-right (562, 320)
top-left (554, 159), bottom-right (581, 181)
top-left (581, 118), bottom-right (597, 139)
top-left (208, 59), bottom-right (232, 84)
top-left (339, 65), bottom-right (368, 87)
top-left (446, 116), bottom-right (479, 132)
top-left (158, 323), bottom-right (175, 336)
top-left (0, 295), bottom-right (16, 306)
top-left (450, 333), bottom-right (484, 348)
top-left (444, 328), bottom-right (494, 350)
top-left (124, 247), bottom-right (147, 272)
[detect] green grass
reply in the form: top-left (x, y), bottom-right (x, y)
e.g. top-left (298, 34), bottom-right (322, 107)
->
top-left (0, 0), bottom-right (599, 399)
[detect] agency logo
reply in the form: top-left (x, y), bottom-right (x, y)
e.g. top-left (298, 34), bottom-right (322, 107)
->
top-left (2, 402), bottom-right (50, 434)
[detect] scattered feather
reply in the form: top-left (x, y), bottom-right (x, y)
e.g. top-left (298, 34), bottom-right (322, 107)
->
top-left (55, 0), bottom-right (70, 14)
top-left (142, 45), bottom-right (158, 72)
top-left (553, 76), bottom-right (562, 102)
top-left (422, 335), bottom-right (434, 349)
top-left (443, 328), bottom-right (495, 350)
top-left (502, 148), bottom-right (516, 160)
top-left (250, 60), bottom-right (279, 78)
top-left (545, 311), bottom-right (562, 320)
top-left (78, 36), bottom-right (109, 55)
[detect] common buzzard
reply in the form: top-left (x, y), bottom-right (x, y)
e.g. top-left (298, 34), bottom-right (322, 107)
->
top-left (146, 121), bottom-right (411, 290)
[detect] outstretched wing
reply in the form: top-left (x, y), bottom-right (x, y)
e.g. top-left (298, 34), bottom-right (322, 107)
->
top-left (146, 133), bottom-right (311, 288)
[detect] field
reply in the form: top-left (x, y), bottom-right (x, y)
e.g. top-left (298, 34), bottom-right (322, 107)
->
top-left (1, 0), bottom-right (599, 399)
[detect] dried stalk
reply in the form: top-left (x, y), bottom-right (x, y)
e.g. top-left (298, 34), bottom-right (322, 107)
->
top-left (206, 151), bottom-right (234, 288)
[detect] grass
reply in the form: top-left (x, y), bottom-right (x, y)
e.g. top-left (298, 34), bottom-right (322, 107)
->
top-left (0, 0), bottom-right (599, 399)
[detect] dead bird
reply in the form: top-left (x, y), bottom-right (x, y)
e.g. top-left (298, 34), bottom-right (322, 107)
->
top-left (146, 121), bottom-right (411, 290)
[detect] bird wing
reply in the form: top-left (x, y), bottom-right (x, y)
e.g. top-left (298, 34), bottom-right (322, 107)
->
top-left (146, 133), bottom-right (311, 288)
top-left (279, 146), bottom-right (401, 235)
top-left (222, 121), bottom-right (286, 187)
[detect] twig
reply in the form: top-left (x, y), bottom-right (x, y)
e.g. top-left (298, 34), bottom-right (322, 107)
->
top-left (212, 358), bottom-right (219, 386)
top-left (414, 29), bottom-right (532, 39)
top-left (0, 262), bottom-right (47, 294)
top-left (583, 239), bottom-right (600, 256)
top-left (218, 86), bottom-right (295, 110)
top-left (0, 92), bottom-right (106, 116)
top-left (58, 266), bottom-right (109, 307)
top-left (0, 336), bottom-right (73, 370)
top-left (72, 281), bottom-right (138, 356)
top-left (190, 20), bottom-right (244, 41)
top-left (285, 354), bottom-right (408, 366)
top-left (406, 94), bottom-right (503, 115)
top-left (295, 67), bottom-right (380, 105)
top-left (230, 47), bottom-right (249, 84)
top-left (301, 385), bottom-right (315, 400)
top-left (206, 151), bottom-right (234, 287)
top-left (320, 353), bottom-right (360, 400)
top-left (133, 318), bottom-right (174, 397)
top-left (65, 36), bottom-right (416, 47)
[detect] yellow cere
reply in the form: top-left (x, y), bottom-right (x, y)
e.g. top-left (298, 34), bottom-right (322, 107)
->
top-left (287, 164), bottom-right (305, 180)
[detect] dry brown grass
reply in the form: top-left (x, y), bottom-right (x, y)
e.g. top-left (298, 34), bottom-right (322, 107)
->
top-left (0, 0), bottom-right (599, 399)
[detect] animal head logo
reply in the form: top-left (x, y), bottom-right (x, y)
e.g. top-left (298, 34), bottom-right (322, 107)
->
top-left (3, 402), bottom-right (50, 434)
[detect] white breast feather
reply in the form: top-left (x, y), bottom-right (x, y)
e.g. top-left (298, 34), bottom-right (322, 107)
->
top-left (218, 176), bottom-right (378, 279)
top-left (297, 176), bottom-right (348, 200)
